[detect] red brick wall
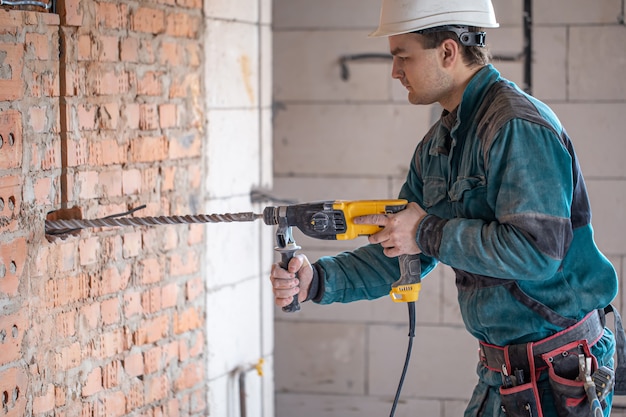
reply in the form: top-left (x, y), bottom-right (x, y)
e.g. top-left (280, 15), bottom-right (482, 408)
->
top-left (0, 0), bottom-right (206, 415)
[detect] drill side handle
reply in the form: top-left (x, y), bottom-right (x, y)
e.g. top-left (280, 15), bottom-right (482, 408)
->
top-left (277, 245), bottom-right (302, 313)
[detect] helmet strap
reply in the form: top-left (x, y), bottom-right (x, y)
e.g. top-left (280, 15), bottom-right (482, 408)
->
top-left (413, 25), bottom-right (487, 47)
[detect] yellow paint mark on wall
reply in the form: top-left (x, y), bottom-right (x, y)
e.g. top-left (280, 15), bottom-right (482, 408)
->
top-left (238, 54), bottom-right (255, 104)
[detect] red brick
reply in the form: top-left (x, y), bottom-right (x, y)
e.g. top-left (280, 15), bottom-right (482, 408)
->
top-left (185, 277), bottom-right (202, 301)
top-left (57, 0), bottom-right (84, 26)
top-left (161, 166), bottom-right (176, 192)
top-left (97, 329), bottom-right (125, 359)
top-left (174, 361), bottom-right (203, 391)
top-left (55, 309), bottom-right (77, 338)
top-left (55, 385), bottom-right (66, 407)
top-left (29, 106), bottom-right (49, 133)
top-left (56, 341), bottom-right (81, 371)
top-left (104, 390), bottom-right (126, 417)
top-left (0, 110), bottom-right (23, 170)
top-left (123, 103), bottom-right (140, 129)
top-left (143, 345), bottom-right (162, 374)
top-left (33, 383), bottom-right (55, 415)
top-left (129, 136), bottom-right (168, 163)
top-left (25, 32), bottom-right (49, 60)
top-left (101, 297), bottom-right (120, 326)
top-left (141, 286), bottom-right (161, 314)
top-left (132, 7), bottom-right (165, 34)
top-left (103, 360), bottom-right (121, 389)
top-left (158, 103), bottom-right (177, 128)
top-left (79, 236), bottom-right (100, 266)
top-left (99, 35), bottom-right (119, 62)
top-left (139, 104), bottom-right (159, 130)
top-left (123, 291), bottom-right (143, 319)
top-left (161, 283), bottom-right (178, 309)
top-left (0, 176), bottom-right (21, 233)
top-left (145, 374), bottom-right (169, 404)
top-left (122, 231), bottom-right (142, 258)
top-left (98, 102), bottom-right (120, 130)
top-left (0, 309), bottom-right (27, 366)
top-left (0, 237), bottom-right (26, 296)
top-left (122, 168), bottom-right (142, 195)
top-left (188, 332), bottom-right (203, 358)
top-left (82, 367), bottom-right (102, 397)
top-left (99, 264), bottom-right (131, 295)
top-left (80, 302), bottom-right (100, 330)
top-left (165, 12), bottom-right (201, 38)
top-left (77, 170), bottom-right (99, 199)
top-left (124, 352), bottom-right (144, 378)
top-left (137, 72), bottom-right (162, 97)
top-left (120, 37), bottom-right (139, 62)
top-left (77, 104), bottom-right (97, 131)
top-left (0, 366), bottom-right (27, 415)
top-left (78, 34), bottom-right (92, 60)
top-left (159, 41), bottom-right (180, 65)
top-left (127, 378), bottom-right (145, 410)
top-left (99, 168), bottom-right (123, 197)
top-left (97, 2), bottom-right (129, 29)
top-left (33, 176), bottom-right (56, 205)
top-left (0, 43), bottom-right (24, 101)
top-left (133, 315), bottom-right (169, 345)
top-left (169, 250), bottom-right (199, 276)
top-left (174, 307), bottom-right (201, 334)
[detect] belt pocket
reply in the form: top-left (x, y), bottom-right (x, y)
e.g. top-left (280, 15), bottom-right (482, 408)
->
top-left (500, 383), bottom-right (542, 417)
top-left (541, 340), bottom-right (596, 417)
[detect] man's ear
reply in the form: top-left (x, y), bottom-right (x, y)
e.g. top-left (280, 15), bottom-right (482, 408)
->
top-left (439, 38), bottom-right (459, 68)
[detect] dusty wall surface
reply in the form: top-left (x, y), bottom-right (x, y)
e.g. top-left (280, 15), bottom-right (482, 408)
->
top-left (271, 0), bottom-right (626, 416)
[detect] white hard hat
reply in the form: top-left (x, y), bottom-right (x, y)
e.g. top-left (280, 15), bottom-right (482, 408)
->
top-left (369, 0), bottom-right (499, 38)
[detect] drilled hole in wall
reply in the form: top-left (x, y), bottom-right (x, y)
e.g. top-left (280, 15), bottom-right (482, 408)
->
top-left (9, 261), bottom-right (16, 275)
top-left (0, 263), bottom-right (5, 279)
top-left (2, 390), bottom-right (7, 406)
top-left (8, 133), bottom-right (14, 146)
top-left (8, 196), bottom-right (15, 211)
top-left (0, 134), bottom-right (3, 149)
top-left (12, 387), bottom-right (19, 403)
top-left (0, 197), bottom-right (4, 211)
top-left (11, 325), bottom-right (18, 338)
top-left (0, 329), bottom-right (6, 342)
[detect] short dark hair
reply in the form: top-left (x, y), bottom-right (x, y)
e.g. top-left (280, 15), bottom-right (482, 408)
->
top-left (417, 27), bottom-right (491, 67)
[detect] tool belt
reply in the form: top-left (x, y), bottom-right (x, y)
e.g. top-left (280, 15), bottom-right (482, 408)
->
top-left (478, 308), bottom-right (625, 417)
top-left (479, 309), bottom-right (605, 374)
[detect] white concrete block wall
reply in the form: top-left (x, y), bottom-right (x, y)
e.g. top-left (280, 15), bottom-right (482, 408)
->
top-left (272, 0), bottom-right (626, 416)
top-left (204, 0), bottom-right (275, 416)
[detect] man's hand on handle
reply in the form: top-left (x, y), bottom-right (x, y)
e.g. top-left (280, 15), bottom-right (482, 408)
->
top-left (270, 254), bottom-right (313, 308)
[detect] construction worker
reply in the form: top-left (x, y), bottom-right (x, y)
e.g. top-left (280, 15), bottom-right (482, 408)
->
top-left (270, 0), bottom-right (622, 415)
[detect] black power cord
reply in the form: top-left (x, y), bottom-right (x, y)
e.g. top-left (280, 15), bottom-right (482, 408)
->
top-left (389, 301), bottom-right (416, 417)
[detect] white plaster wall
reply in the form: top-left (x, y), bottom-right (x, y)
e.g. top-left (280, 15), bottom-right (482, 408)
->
top-left (272, 0), bottom-right (626, 416)
top-left (204, 1), bottom-right (275, 416)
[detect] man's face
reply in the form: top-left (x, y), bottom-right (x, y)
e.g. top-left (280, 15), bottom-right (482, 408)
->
top-left (388, 33), bottom-right (452, 106)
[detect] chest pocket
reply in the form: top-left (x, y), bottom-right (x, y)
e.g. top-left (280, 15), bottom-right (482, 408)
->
top-left (423, 176), bottom-right (447, 208)
top-left (449, 175), bottom-right (490, 218)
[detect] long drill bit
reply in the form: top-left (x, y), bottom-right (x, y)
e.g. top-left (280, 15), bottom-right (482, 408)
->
top-left (45, 212), bottom-right (263, 236)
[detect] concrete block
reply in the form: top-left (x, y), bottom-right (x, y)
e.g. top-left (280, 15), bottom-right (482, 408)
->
top-left (569, 26), bottom-right (626, 101)
top-left (206, 109), bottom-right (260, 198)
top-left (273, 31), bottom-right (390, 102)
top-left (273, 104), bottom-right (430, 177)
top-left (273, 176), bottom-right (392, 202)
top-left (368, 324), bottom-right (477, 399)
top-left (273, 0), bottom-right (380, 30)
top-left (275, 392), bottom-right (441, 417)
top-left (206, 279), bottom-right (262, 379)
top-left (585, 179), bottom-right (626, 255)
top-left (260, 25), bottom-right (273, 108)
top-left (205, 0), bottom-right (258, 22)
top-left (534, 0), bottom-right (623, 25)
top-left (550, 103), bottom-right (626, 178)
top-left (533, 27), bottom-right (567, 101)
top-left (205, 20), bottom-right (259, 108)
top-left (491, 0), bottom-right (524, 26)
top-left (274, 321), bottom-right (366, 394)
